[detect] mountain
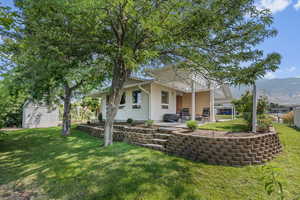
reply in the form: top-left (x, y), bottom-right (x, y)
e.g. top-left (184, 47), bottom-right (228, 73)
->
top-left (231, 78), bottom-right (300, 105)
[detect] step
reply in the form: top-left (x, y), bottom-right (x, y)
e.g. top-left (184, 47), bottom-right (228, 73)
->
top-left (158, 127), bottom-right (177, 134)
top-left (141, 144), bottom-right (165, 151)
top-left (153, 133), bottom-right (171, 139)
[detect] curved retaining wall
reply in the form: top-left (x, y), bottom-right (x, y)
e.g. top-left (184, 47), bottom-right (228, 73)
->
top-left (166, 132), bottom-right (282, 166)
top-left (77, 125), bottom-right (282, 166)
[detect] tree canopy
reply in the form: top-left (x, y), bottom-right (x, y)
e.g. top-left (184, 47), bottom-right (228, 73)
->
top-left (0, 0), bottom-right (281, 142)
top-left (1, 0), bottom-right (108, 135)
top-left (88, 0), bottom-right (281, 145)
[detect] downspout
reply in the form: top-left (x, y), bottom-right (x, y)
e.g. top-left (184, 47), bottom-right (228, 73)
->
top-left (138, 84), bottom-right (151, 120)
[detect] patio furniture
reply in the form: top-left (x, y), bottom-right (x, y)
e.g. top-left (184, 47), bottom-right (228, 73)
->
top-left (179, 108), bottom-right (191, 122)
top-left (163, 114), bottom-right (179, 122)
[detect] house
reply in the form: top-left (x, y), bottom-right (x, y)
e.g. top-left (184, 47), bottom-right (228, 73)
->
top-left (22, 101), bottom-right (60, 128)
top-left (92, 65), bottom-right (233, 122)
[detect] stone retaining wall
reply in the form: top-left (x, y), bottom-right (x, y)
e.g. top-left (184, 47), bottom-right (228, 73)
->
top-left (165, 132), bottom-right (282, 166)
top-left (77, 125), bottom-right (157, 144)
top-left (77, 125), bottom-right (282, 166)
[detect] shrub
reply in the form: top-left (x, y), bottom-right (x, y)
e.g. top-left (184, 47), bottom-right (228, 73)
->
top-left (145, 120), bottom-right (154, 127)
top-left (232, 91), bottom-right (269, 129)
top-left (282, 112), bottom-right (294, 126)
top-left (257, 114), bottom-right (273, 132)
top-left (127, 118), bottom-right (134, 125)
top-left (186, 120), bottom-right (198, 131)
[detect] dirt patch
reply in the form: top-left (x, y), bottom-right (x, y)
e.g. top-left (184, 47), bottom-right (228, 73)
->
top-left (0, 184), bottom-right (47, 200)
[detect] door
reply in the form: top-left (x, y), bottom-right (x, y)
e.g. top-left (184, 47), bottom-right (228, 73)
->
top-left (176, 95), bottom-right (183, 113)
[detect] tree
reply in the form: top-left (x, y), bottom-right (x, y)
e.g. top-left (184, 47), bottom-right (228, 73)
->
top-left (0, 76), bottom-right (27, 128)
top-left (232, 91), bottom-right (269, 129)
top-left (91, 0), bottom-right (280, 146)
top-left (80, 97), bottom-right (101, 120)
top-left (0, 3), bottom-right (17, 32)
top-left (1, 0), bottom-right (107, 136)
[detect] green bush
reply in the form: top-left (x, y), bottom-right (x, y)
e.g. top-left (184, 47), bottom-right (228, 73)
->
top-left (282, 112), bottom-right (294, 126)
top-left (127, 118), bottom-right (134, 125)
top-left (232, 91), bottom-right (269, 129)
top-left (145, 120), bottom-right (154, 127)
top-left (257, 114), bottom-right (273, 132)
top-left (186, 120), bottom-right (198, 131)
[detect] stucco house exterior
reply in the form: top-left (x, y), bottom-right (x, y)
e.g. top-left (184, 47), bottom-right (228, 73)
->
top-left (22, 101), bottom-right (60, 128)
top-left (92, 65), bottom-right (233, 122)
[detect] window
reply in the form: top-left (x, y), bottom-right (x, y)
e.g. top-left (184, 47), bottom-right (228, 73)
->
top-left (119, 93), bottom-right (126, 109)
top-left (132, 90), bottom-right (142, 109)
top-left (161, 91), bottom-right (169, 109)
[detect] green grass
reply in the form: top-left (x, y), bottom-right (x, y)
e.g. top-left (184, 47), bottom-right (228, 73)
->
top-left (216, 114), bottom-right (233, 120)
top-left (199, 119), bottom-right (249, 132)
top-left (0, 125), bottom-right (300, 200)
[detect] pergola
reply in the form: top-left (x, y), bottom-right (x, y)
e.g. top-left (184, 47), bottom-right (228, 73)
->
top-left (146, 65), bottom-right (233, 122)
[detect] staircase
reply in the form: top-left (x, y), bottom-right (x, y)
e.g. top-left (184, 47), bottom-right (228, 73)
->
top-left (126, 128), bottom-right (175, 152)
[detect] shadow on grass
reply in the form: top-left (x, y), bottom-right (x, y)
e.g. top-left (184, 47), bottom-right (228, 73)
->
top-left (0, 127), bottom-right (201, 200)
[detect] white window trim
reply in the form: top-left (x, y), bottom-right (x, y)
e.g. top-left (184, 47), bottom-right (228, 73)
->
top-left (132, 90), bottom-right (142, 109)
top-left (161, 90), bottom-right (170, 106)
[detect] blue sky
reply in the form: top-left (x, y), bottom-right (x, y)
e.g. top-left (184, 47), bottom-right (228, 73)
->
top-left (1, 0), bottom-right (300, 79)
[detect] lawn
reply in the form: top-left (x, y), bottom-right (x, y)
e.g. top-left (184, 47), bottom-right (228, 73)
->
top-left (215, 114), bottom-right (233, 120)
top-left (0, 124), bottom-right (300, 200)
top-left (199, 119), bottom-right (250, 132)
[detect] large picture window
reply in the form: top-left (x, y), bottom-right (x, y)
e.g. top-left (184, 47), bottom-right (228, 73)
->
top-left (161, 91), bottom-right (169, 109)
top-left (132, 90), bottom-right (142, 109)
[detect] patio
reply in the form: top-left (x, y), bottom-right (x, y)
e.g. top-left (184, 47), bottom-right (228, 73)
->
top-left (154, 121), bottom-right (206, 128)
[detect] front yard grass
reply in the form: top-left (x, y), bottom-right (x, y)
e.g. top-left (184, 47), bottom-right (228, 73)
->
top-left (215, 114), bottom-right (233, 120)
top-left (0, 124), bottom-right (300, 200)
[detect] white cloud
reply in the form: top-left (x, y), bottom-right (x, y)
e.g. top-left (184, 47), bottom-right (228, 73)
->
top-left (265, 72), bottom-right (277, 79)
top-left (258, 0), bottom-right (291, 13)
top-left (286, 66), bottom-right (296, 72)
top-left (294, 0), bottom-right (300, 10)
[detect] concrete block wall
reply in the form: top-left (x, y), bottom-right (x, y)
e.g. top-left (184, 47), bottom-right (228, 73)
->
top-left (77, 125), bottom-right (282, 166)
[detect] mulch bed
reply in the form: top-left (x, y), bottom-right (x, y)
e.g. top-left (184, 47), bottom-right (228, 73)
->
top-left (174, 129), bottom-right (268, 138)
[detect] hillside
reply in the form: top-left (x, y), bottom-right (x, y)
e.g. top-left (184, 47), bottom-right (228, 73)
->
top-left (231, 78), bottom-right (300, 105)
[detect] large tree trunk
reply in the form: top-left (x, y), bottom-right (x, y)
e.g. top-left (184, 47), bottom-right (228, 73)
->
top-left (62, 86), bottom-right (72, 136)
top-left (103, 64), bottom-right (130, 146)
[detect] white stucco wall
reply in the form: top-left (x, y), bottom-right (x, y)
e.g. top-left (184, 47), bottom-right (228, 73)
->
top-left (294, 108), bottom-right (300, 128)
top-left (22, 102), bottom-right (60, 128)
top-left (100, 83), bottom-right (177, 122)
top-left (150, 83), bottom-right (177, 121)
top-left (101, 85), bottom-right (150, 121)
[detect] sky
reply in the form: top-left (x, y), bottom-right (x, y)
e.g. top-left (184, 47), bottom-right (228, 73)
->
top-left (1, 0), bottom-right (300, 79)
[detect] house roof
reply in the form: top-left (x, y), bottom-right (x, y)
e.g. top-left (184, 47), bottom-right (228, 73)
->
top-left (89, 78), bottom-right (153, 97)
top-left (146, 65), bottom-right (233, 101)
top-left (90, 65), bottom-right (233, 102)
